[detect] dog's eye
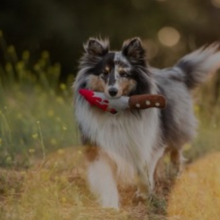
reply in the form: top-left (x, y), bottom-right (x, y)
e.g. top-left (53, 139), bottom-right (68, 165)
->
top-left (118, 66), bottom-right (128, 77)
top-left (103, 66), bottom-right (110, 75)
top-left (119, 70), bottom-right (128, 77)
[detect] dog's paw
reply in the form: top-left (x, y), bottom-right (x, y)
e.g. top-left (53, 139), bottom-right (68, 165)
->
top-left (132, 190), bottom-right (147, 205)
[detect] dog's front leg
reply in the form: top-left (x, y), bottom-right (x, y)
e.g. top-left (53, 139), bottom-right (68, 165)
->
top-left (133, 147), bottom-right (165, 203)
top-left (85, 147), bottom-right (119, 209)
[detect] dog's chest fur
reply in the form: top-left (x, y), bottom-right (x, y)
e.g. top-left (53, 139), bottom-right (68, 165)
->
top-left (75, 100), bottom-right (161, 169)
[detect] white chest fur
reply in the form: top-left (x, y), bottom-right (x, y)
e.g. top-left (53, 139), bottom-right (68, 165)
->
top-left (75, 100), bottom-right (160, 172)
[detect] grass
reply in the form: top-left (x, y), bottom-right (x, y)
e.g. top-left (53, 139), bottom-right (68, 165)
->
top-left (0, 31), bottom-right (79, 168)
top-left (0, 32), bottom-right (220, 219)
top-left (168, 152), bottom-right (220, 220)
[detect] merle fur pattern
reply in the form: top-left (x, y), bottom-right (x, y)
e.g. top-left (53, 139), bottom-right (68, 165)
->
top-left (73, 37), bottom-right (220, 209)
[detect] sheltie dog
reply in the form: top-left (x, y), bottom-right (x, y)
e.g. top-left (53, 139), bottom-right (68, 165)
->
top-left (73, 37), bottom-right (220, 209)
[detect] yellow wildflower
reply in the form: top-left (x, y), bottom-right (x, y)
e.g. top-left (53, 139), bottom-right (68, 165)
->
top-left (29, 148), bottom-right (35, 153)
top-left (32, 134), bottom-right (38, 139)
top-left (60, 83), bottom-right (66, 90)
top-left (47, 110), bottom-right (54, 117)
top-left (50, 139), bottom-right (57, 145)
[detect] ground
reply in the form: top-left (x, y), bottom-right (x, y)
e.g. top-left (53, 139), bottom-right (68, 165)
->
top-left (1, 144), bottom-right (220, 220)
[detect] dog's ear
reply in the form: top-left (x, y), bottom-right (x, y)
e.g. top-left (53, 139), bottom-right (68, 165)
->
top-left (122, 38), bottom-right (146, 65)
top-left (84, 38), bottom-right (109, 56)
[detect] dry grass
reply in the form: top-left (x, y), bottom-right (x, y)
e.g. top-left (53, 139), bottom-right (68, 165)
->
top-left (0, 147), bottom-right (150, 220)
top-left (168, 152), bottom-right (220, 220)
top-left (0, 146), bottom-right (174, 220)
top-left (1, 145), bottom-right (220, 220)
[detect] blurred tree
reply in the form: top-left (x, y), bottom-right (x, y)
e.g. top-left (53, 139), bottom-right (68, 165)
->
top-left (0, 0), bottom-right (219, 81)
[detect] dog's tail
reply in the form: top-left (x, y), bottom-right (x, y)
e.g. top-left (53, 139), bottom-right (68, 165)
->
top-left (175, 43), bottom-right (220, 90)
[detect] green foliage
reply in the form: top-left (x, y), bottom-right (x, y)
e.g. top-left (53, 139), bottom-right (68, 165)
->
top-left (0, 33), bottom-right (79, 168)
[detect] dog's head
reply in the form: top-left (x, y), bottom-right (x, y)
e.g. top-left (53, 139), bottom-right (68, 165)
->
top-left (77, 38), bottom-right (152, 98)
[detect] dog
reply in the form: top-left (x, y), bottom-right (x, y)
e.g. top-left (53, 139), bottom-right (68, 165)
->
top-left (73, 37), bottom-right (220, 209)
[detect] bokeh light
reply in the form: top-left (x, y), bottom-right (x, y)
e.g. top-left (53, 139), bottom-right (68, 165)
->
top-left (157, 26), bottom-right (181, 47)
top-left (211, 0), bottom-right (220, 8)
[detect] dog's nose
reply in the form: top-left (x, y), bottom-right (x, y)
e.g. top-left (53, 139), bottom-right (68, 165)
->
top-left (108, 87), bottom-right (118, 97)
